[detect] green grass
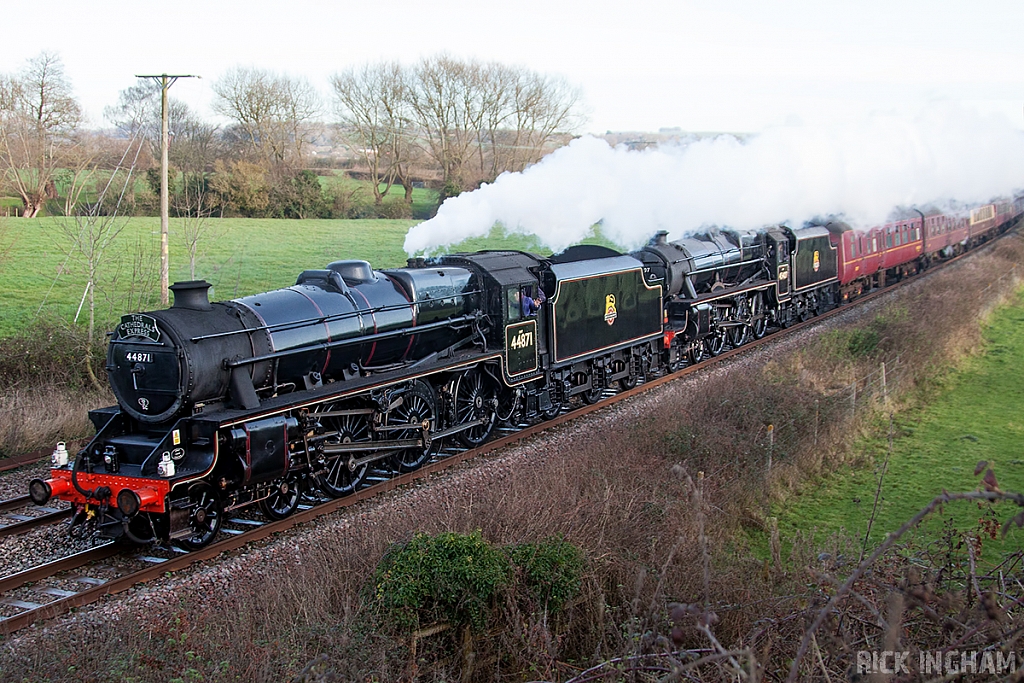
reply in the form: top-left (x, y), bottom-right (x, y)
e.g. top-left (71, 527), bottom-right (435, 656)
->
top-left (764, 290), bottom-right (1024, 560)
top-left (0, 216), bottom-right (613, 337)
top-left (317, 172), bottom-right (440, 218)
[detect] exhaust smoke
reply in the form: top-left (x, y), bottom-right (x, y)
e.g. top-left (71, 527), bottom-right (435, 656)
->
top-left (403, 103), bottom-right (1024, 255)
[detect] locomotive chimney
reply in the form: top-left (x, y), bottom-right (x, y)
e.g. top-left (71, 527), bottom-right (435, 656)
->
top-left (654, 231), bottom-right (669, 245)
top-left (169, 280), bottom-right (213, 311)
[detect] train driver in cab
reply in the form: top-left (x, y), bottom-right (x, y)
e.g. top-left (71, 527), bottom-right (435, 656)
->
top-left (521, 285), bottom-right (545, 316)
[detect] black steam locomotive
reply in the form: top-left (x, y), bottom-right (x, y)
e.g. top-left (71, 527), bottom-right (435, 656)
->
top-left (28, 224), bottom-right (846, 548)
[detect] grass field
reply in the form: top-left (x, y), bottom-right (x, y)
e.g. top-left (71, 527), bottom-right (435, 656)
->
top-left (0, 171), bottom-right (439, 219)
top-left (0, 216), bottom-right (609, 337)
top-left (322, 173), bottom-right (440, 218)
top-left (765, 288), bottom-right (1024, 560)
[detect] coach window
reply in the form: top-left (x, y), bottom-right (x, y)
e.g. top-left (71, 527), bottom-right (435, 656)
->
top-left (849, 235), bottom-right (856, 258)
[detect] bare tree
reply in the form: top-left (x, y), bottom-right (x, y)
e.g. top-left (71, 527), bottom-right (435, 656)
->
top-left (409, 55), bottom-right (485, 199)
top-left (212, 67), bottom-right (321, 169)
top-left (176, 169), bottom-right (219, 279)
top-left (105, 78), bottom-right (196, 167)
top-left (331, 62), bottom-right (417, 205)
top-left (108, 80), bottom-right (222, 277)
top-left (53, 136), bottom-right (98, 216)
top-left (473, 62), bottom-right (518, 182)
top-left (494, 70), bottom-right (583, 177)
top-left (49, 133), bottom-right (145, 388)
top-left (173, 114), bottom-right (221, 278)
top-left (408, 55), bottom-right (585, 197)
top-left (0, 53), bottom-right (84, 217)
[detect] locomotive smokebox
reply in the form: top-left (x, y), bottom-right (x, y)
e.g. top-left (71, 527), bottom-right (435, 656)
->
top-left (169, 280), bottom-right (213, 311)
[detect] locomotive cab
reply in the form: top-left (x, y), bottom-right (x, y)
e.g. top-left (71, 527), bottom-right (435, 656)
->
top-left (765, 229), bottom-right (791, 300)
top-left (437, 251), bottom-right (549, 383)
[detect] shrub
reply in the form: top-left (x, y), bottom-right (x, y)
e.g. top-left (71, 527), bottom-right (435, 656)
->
top-left (0, 317), bottom-right (105, 389)
top-left (368, 530), bottom-right (510, 631)
top-left (272, 170), bottom-right (329, 219)
top-left (374, 199), bottom-right (413, 219)
top-left (506, 536), bottom-right (585, 613)
top-left (209, 160), bottom-right (270, 217)
top-left (439, 178), bottom-right (463, 202)
top-left (845, 328), bottom-right (880, 357)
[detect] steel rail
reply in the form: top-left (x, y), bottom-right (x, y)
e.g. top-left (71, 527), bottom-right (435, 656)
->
top-left (0, 509), bottom-right (73, 540)
top-left (0, 544), bottom-right (120, 595)
top-left (0, 226), bottom-right (1015, 637)
top-left (0, 496), bottom-right (30, 513)
top-left (0, 453), bottom-right (45, 474)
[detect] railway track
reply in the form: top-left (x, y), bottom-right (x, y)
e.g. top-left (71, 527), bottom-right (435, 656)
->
top-left (0, 232), bottom-right (1013, 637)
top-left (0, 495), bottom-right (72, 539)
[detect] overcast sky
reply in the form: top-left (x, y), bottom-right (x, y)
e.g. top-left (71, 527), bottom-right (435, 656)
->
top-left (3, 0), bottom-right (1023, 134)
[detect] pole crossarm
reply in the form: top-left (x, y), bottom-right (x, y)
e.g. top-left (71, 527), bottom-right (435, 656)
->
top-left (134, 74), bottom-right (200, 306)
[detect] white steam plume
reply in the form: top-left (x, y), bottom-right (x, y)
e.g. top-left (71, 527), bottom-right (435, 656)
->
top-left (403, 103), bottom-right (1024, 255)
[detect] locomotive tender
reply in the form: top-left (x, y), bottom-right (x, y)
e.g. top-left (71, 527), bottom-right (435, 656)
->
top-left (30, 199), bottom-right (1023, 548)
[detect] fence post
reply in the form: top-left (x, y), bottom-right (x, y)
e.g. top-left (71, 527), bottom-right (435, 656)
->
top-left (850, 381), bottom-right (857, 421)
top-left (814, 399), bottom-right (819, 446)
top-left (766, 424), bottom-right (774, 475)
top-left (881, 361), bottom-right (887, 405)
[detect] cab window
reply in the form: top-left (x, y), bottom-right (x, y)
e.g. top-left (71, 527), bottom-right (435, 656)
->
top-left (506, 287), bottom-right (521, 322)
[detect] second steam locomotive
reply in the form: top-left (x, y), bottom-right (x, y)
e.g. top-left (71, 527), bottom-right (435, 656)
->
top-left (30, 199), bottom-right (1022, 548)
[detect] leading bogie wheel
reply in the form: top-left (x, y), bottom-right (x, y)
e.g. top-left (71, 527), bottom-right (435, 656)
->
top-left (688, 341), bottom-right (708, 365)
top-left (175, 482), bottom-right (223, 550)
top-left (259, 474), bottom-right (302, 520)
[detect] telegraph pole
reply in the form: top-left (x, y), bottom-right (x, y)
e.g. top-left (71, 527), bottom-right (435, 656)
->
top-left (135, 73), bottom-right (199, 306)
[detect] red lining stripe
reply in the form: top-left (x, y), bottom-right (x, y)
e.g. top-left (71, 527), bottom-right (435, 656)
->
top-left (386, 276), bottom-right (417, 360)
top-left (351, 288), bottom-right (379, 365)
top-left (290, 288), bottom-right (332, 375)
